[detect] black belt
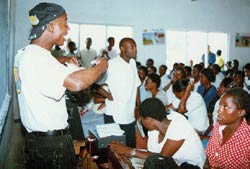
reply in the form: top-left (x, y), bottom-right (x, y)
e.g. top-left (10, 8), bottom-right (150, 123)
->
top-left (30, 128), bottom-right (68, 136)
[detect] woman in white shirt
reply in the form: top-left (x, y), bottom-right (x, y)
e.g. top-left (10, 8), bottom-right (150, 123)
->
top-left (109, 98), bottom-right (206, 168)
top-left (144, 73), bottom-right (168, 106)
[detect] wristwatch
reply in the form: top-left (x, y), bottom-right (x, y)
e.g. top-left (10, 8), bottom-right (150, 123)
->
top-left (130, 148), bottom-right (136, 157)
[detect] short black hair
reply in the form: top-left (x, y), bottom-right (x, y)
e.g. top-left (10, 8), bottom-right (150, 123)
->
top-left (159, 64), bottom-right (167, 70)
top-left (172, 79), bottom-right (189, 93)
top-left (201, 68), bottom-right (215, 82)
top-left (244, 63), bottom-right (250, 70)
top-left (233, 59), bottom-right (239, 67)
top-left (139, 98), bottom-right (166, 121)
top-left (148, 73), bottom-right (161, 88)
top-left (224, 88), bottom-right (250, 112)
top-left (138, 66), bottom-right (148, 76)
top-left (147, 58), bottom-right (154, 64)
top-left (193, 64), bottom-right (203, 73)
top-left (212, 64), bottom-right (221, 73)
top-left (221, 77), bottom-right (233, 88)
top-left (175, 66), bottom-right (187, 79)
top-left (107, 37), bottom-right (114, 42)
top-left (67, 41), bottom-right (76, 50)
top-left (150, 66), bottom-right (157, 73)
top-left (217, 50), bottom-right (222, 56)
top-left (184, 66), bottom-right (192, 76)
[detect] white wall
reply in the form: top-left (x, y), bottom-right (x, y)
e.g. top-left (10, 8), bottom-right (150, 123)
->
top-left (15, 0), bottom-right (250, 69)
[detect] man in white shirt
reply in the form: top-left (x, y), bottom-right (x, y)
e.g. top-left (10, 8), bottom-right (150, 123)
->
top-left (104, 38), bottom-right (141, 147)
top-left (158, 64), bottom-right (171, 90)
top-left (14, 3), bottom-right (108, 168)
top-left (100, 37), bottom-right (118, 59)
top-left (80, 37), bottom-right (97, 68)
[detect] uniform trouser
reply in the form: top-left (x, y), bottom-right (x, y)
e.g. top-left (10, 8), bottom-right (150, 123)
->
top-left (25, 133), bottom-right (76, 169)
top-left (104, 114), bottom-right (136, 148)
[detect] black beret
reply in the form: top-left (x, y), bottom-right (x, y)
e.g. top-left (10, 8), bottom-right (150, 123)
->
top-left (28, 2), bottom-right (65, 40)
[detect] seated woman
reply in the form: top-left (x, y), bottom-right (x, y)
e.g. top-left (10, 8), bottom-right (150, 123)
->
top-left (109, 98), bottom-right (206, 168)
top-left (206, 88), bottom-right (250, 168)
top-left (144, 73), bottom-right (168, 105)
top-left (164, 66), bottom-right (187, 106)
top-left (170, 79), bottom-right (209, 135)
top-left (197, 68), bottom-right (217, 110)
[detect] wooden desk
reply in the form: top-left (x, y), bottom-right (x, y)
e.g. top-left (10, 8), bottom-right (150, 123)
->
top-left (108, 151), bottom-right (134, 169)
top-left (73, 140), bottom-right (86, 155)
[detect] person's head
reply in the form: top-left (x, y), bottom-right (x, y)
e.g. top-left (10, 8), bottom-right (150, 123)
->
top-left (172, 79), bottom-right (189, 99)
top-left (149, 66), bottom-right (157, 74)
top-left (184, 66), bottom-right (192, 78)
top-left (119, 38), bottom-right (137, 61)
top-left (212, 64), bottom-right (221, 74)
top-left (138, 66), bottom-right (148, 82)
top-left (67, 41), bottom-right (76, 53)
top-left (244, 63), bottom-right (250, 78)
top-left (139, 98), bottom-right (167, 130)
top-left (146, 58), bottom-right (154, 68)
top-left (28, 3), bottom-right (69, 46)
top-left (226, 61), bottom-right (232, 68)
top-left (107, 37), bottom-right (115, 47)
top-left (192, 64), bottom-right (203, 79)
top-left (217, 77), bottom-right (233, 97)
top-left (218, 88), bottom-right (250, 125)
top-left (232, 71), bottom-right (245, 88)
top-left (200, 68), bottom-right (215, 85)
top-left (216, 50), bottom-right (222, 56)
top-left (207, 45), bottom-right (212, 53)
top-left (232, 59), bottom-right (239, 69)
top-left (136, 61), bottom-right (141, 69)
top-left (159, 65), bottom-right (167, 77)
top-left (178, 62), bottom-right (185, 68)
top-left (86, 37), bottom-right (92, 49)
top-left (199, 62), bottom-right (205, 69)
top-left (172, 62), bottom-right (179, 69)
top-left (145, 73), bottom-right (161, 91)
top-left (173, 66), bottom-right (186, 81)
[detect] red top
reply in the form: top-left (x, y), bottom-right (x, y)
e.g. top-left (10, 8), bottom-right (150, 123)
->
top-left (206, 120), bottom-right (250, 169)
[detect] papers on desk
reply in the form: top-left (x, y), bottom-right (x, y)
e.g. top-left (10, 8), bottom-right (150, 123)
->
top-left (96, 123), bottom-right (124, 138)
top-left (131, 157), bottom-right (145, 169)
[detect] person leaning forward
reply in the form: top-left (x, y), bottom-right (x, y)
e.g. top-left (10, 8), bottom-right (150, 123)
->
top-left (14, 3), bottom-right (108, 169)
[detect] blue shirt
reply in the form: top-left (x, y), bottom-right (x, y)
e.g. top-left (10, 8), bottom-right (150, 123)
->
top-left (197, 85), bottom-right (217, 110)
top-left (201, 52), bottom-right (216, 65)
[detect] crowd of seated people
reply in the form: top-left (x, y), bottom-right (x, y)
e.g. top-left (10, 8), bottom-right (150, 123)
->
top-left (56, 36), bottom-right (250, 168)
top-left (133, 58), bottom-right (250, 168)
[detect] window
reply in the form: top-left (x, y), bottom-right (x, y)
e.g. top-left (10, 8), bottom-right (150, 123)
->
top-left (166, 30), bottom-right (228, 68)
top-left (64, 23), bottom-right (133, 56)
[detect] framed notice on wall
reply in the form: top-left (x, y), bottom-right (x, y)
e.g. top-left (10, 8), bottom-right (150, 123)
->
top-left (235, 32), bottom-right (250, 47)
top-left (142, 29), bottom-right (165, 45)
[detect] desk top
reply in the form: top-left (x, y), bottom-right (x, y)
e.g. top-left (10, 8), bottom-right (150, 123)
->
top-left (108, 151), bottom-right (145, 169)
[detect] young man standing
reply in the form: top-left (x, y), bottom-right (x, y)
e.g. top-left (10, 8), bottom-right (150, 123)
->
top-left (80, 37), bottom-right (97, 68)
top-left (14, 3), bottom-right (108, 168)
top-left (104, 38), bottom-right (141, 148)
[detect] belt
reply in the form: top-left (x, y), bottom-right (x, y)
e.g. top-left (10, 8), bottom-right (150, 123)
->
top-left (30, 128), bottom-right (68, 136)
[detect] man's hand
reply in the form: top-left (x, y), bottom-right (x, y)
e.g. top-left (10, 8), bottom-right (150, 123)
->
top-left (95, 57), bottom-right (108, 73)
top-left (109, 141), bottom-right (132, 157)
top-left (56, 56), bottom-right (80, 66)
top-left (66, 56), bottom-right (79, 66)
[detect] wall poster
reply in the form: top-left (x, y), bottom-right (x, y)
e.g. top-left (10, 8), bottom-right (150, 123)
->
top-left (235, 32), bottom-right (250, 47)
top-left (143, 29), bottom-right (165, 45)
